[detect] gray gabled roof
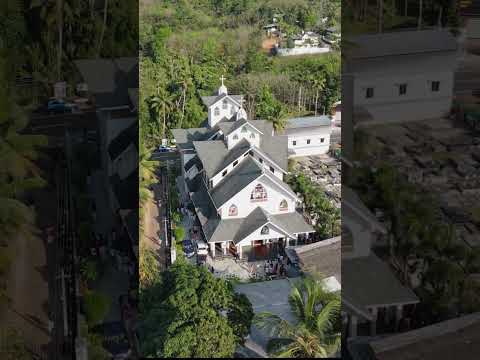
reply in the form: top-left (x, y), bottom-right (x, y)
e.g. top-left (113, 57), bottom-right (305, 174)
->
top-left (218, 139), bottom-right (253, 174)
top-left (172, 128), bottom-right (214, 150)
top-left (210, 157), bottom-right (263, 208)
top-left (193, 140), bottom-right (229, 177)
top-left (260, 173), bottom-right (299, 201)
top-left (194, 135), bottom-right (288, 178)
top-left (343, 254), bottom-right (419, 309)
top-left (220, 118), bottom-right (248, 136)
top-left (286, 116), bottom-right (332, 129)
top-left (346, 29), bottom-right (457, 59)
top-left (203, 207), bottom-right (313, 244)
top-left (259, 135), bottom-right (289, 172)
top-left (190, 179), bottom-right (217, 230)
top-left (216, 121), bottom-right (239, 136)
top-left (271, 211), bottom-right (314, 234)
top-left (194, 139), bottom-right (253, 178)
top-left (201, 94), bottom-right (244, 107)
top-left (250, 120), bottom-right (274, 135)
top-left (233, 207), bottom-right (270, 244)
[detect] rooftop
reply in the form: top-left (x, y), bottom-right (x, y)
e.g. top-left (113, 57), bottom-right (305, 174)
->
top-left (74, 57), bottom-right (138, 109)
top-left (201, 94), bottom-right (244, 108)
top-left (287, 237), bottom-right (341, 282)
top-left (210, 157), bottom-right (263, 208)
top-left (286, 115), bottom-right (332, 129)
top-left (345, 29), bottom-right (457, 59)
top-left (370, 312), bottom-right (480, 360)
top-left (343, 254), bottom-right (419, 311)
top-left (171, 127), bottom-right (214, 150)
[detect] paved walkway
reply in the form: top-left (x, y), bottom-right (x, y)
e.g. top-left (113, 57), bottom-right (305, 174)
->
top-left (206, 257), bottom-right (252, 280)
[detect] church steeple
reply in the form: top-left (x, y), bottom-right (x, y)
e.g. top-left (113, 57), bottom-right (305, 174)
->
top-left (218, 75), bottom-right (228, 95)
top-left (236, 97), bottom-right (247, 120)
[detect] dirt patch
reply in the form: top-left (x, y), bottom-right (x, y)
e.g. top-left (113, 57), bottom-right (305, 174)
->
top-left (261, 37), bottom-right (278, 53)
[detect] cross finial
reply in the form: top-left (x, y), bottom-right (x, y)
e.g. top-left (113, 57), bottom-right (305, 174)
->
top-left (220, 75), bottom-right (225, 86)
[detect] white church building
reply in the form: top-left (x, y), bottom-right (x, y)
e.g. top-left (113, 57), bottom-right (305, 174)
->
top-left (172, 79), bottom-right (317, 260)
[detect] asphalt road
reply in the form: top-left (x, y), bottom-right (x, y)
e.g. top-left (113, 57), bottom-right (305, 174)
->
top-left (150, 150), bottom-right (180, 162)
top-left (25, 111), bottom-right (98, 136)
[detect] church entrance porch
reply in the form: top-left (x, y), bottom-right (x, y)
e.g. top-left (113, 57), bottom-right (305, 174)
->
top-left (241, 239), bottom-right (285, 262)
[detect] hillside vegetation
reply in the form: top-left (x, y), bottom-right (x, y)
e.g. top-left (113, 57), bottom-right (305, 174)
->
top-left (140, 0), bottom-right (341, 146)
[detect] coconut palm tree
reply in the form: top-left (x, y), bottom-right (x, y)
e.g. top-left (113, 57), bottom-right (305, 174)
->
top-left (254, 277), bottom-right (341, 358)
top-left (147, 86), bottom-right (174, 141)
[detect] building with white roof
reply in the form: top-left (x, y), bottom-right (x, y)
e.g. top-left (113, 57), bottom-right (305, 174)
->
top-left (173, 81), bottom-right (321, 260)
top-left (284, 115), bottom-right (332, 157)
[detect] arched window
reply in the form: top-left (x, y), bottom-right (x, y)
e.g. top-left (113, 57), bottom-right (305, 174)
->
top-left (214, 107), bottom-right (220, 116)
top-left (261, 226), bottom-right (269, 235)
top-left (251, 184), bottom-right (267, 202)
top-left (229, 204), bottom-right (238, 216)
top-left (233, 134), bottom-right (239, 140)
top-left (241, 126), bottom-right (248, 133)
top-left (250, 133), bottom-right (255, 139)
top-left (279, 199), bottom-right (288, 211)
top-left (222, 99), bottom-right (228, 110)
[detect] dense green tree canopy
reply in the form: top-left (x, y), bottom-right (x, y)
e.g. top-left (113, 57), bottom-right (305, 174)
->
top-left (139, 260), bottom-right (253, 358)
top-left (140, 0), bottom-right (341, 147)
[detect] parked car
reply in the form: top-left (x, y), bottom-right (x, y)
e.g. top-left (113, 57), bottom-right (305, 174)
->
top-left (182, 240), bottom-right (195, 258)
top-left (47, 99), bottom-right (77, 114)
top-left (196, 240), bottom-right (208, 256)
top-left (158, 145), bottom-right (171, 153)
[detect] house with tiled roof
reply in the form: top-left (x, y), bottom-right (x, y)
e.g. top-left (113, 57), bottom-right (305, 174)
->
top-left (173, 79), bottom-right (316, 259)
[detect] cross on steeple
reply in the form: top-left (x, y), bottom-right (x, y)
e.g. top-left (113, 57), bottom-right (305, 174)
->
top-left (220, 75), bottom-right (226, 86)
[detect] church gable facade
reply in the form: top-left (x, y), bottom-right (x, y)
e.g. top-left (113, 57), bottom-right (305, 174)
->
top-left (173, 80), bottom-right (316, 260)
top-left (217, 176), bottom-right (298, 220)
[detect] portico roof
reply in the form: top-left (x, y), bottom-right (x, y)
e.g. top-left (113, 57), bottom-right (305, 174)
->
top-left (193, 202), bottom-right (314, 244)
top-left (343, 254), bottom-right (419, 310)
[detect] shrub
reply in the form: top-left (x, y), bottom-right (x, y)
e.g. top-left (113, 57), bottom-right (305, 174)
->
top-left (174, 226), bottom-right (185, 243)
top-left (83, 290), bottom-right (111, 326)
top-left (0, 249), bottom-right (11, 276)
top-left (80, 260), bottom-right (98, 282)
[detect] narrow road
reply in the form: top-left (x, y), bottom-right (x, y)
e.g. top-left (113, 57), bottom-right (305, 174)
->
top-left (142, 171), bottom-right (167, 271)
top-left (1, 231), bottom-right (50, 354)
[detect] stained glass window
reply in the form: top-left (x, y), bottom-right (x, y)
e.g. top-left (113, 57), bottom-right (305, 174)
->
top-left (251, 184), bottom-right (267, 202)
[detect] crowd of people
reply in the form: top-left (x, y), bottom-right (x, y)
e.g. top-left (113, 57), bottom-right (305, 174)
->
top-left (264, 255), bottom-right (288, 278)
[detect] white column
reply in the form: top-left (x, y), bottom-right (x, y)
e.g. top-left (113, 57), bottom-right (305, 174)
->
top-left (349, 315), bottom-right (357, 338)
top-left (370, 307), bottom-right (378, 336)
top-left (210, 242), bottom-right (215, 258)
top-left (237, 245), bottom-right (242, 259)
top-left (222, 242), bottom-right (228, 255)
top-left (395, 305), bottom-right (403, 330)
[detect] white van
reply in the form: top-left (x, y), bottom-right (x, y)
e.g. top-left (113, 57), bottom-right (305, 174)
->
top-left (196, 240), bottom-right (208, 256)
